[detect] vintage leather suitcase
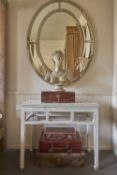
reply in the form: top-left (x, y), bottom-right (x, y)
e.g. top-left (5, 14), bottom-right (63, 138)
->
top-left (42, 127), bottom-right (77, 140)
top-left (41, 91), bottom-right (75, 103)
top-left (39, 127), bottom-right (83, 153)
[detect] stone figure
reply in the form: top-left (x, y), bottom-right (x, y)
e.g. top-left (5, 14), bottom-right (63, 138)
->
top-left (50, 50), bottom-right (72, 90)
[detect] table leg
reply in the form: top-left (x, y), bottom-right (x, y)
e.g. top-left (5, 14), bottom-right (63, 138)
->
top-left (29, 126), bottom-right (33, 152)
top-left (86, 125), bottom-right (91, 152)
top-left (93, 111), bottom-right (99, 170)
top-left (20, 111), bottom-right (25, 170)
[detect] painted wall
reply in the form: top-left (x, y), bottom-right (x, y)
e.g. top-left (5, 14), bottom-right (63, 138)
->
top-left (112, 0), bottom-right (117, 155)
top-left (6, 0), bottom-right (113, 149)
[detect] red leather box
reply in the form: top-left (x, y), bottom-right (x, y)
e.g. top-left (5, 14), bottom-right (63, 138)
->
top-left (41, 91), bottom-right (75, 103)
top-left (39, 127), bottom-right (83, 154)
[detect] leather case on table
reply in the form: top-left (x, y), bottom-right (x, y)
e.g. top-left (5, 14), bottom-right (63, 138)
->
top-left (41, 91), bottom-right (75, 103)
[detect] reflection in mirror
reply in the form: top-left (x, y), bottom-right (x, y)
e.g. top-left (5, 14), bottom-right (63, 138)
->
top-left (27, 0), bottom-right (94, 90)
top-left (39, 12), bottom-right (81, 72)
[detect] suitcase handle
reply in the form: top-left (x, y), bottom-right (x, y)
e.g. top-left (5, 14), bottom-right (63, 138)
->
top-left (49, 142), bottom-right (72, 153)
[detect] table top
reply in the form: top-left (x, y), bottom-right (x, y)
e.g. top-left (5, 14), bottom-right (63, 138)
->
top-left (16, 100), bottom-right (99, 111)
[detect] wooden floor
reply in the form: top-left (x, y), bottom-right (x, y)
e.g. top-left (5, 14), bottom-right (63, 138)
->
top-left (0, 150), bottom-right (117, 175)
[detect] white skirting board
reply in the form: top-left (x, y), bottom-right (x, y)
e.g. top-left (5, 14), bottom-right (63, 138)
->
top-left (6, 144), bottom-right (112, 151)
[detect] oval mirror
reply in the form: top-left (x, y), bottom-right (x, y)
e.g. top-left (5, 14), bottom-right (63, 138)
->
top-left (27, 0), bottom-right (94, 90)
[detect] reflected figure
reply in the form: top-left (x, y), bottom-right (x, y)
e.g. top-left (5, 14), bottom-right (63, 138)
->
top-left (50, 50), bottom-right (73, 91)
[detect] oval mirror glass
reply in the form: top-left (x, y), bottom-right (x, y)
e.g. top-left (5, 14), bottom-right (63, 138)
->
top-left (27, 0), bottom-right (94, 90)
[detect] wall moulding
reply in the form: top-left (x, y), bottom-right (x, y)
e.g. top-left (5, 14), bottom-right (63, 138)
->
top-left (7, 91), bottom-right (113, 96)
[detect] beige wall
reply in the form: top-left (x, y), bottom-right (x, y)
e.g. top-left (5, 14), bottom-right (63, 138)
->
top-left (6, 0), bottom-right (113, 149)
top-left (113, 0), bottom-right (117, 98)
top-left (112, 0), bottom-right (117, 155)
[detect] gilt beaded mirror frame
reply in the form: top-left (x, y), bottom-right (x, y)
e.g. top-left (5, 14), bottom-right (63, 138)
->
top-left (27, 0), bottom-right (94, 90)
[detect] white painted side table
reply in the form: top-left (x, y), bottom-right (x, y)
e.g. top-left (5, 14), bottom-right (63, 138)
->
top-left (16, 102), bottom-right (99, 170)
